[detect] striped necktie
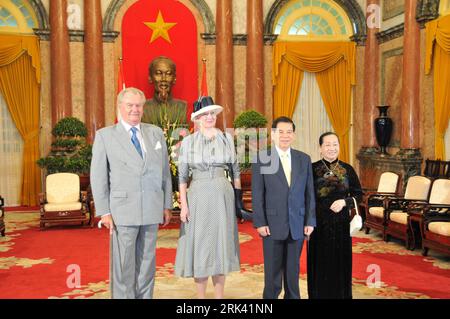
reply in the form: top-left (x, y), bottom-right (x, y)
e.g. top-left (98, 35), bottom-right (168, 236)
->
top-left (130, 127), bottom-right (143, 158)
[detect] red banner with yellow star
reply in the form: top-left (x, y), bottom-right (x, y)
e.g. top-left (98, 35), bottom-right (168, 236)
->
top-left (122, 0), bottom-right (198, 119)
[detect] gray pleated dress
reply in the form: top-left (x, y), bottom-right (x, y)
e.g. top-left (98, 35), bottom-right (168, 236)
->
top-left (174, 131), bottom-right (241, 278)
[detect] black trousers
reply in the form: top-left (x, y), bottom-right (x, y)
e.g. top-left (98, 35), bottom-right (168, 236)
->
top-left (262, 233), bottom-right (304, 299)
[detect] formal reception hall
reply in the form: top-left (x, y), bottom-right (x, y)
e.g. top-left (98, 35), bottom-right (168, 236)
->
top-left (0, 0), bottom-right (449, 300)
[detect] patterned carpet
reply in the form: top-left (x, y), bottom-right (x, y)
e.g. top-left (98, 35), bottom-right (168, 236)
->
top-left (0, 211), bottom-right (449, 299)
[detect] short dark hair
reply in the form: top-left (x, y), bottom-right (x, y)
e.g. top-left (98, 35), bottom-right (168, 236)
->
top-left (319, 132), bottom-right (339, 146)
top-left (272, 116), bottom-right (295, 132)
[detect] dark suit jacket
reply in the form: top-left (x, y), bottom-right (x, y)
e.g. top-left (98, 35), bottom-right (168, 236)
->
top-left (252, 147), bottom-right (316, 241)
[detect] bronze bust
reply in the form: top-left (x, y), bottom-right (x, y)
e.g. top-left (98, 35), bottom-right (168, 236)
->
top-left (142, 56), bottom-right (187, 127)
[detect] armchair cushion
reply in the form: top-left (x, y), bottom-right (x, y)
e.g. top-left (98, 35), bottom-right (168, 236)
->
top-left (46, 173), bottom-right (80, 204)
top-left (429, 179), bottom-right (450, 205)
top-left (389, 211), bottom-right (408, 225)
top-left (428, 222), bottom-right (450, 237)
top-left (368, 207), bottom-right (384, 218)
top-left (377, 172), bottom-right (399, 193)
top-left (44, 202), bottom-right (82, 212)
top-left (404, 176), bottom-right (432, 200)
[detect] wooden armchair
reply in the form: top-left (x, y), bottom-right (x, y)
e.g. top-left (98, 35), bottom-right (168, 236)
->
top-left (418, 179), bottom-right (450, 256)
top-left (39, 173), bottom-right (93, 229)
top-left (0, 195), bottom-right (5, 236)
top-left (384, 176), bottom-right (432, 249)
top-left (423, 159), bottom-right (441, 179)
top-left (364, 172), bottom-right (400, 238)
top-left (444, 161), bottom-right (450, 179)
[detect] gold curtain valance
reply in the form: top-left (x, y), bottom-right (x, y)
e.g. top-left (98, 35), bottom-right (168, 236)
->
top-left (0, 34), bottom-right (41, 83)
top-left (273, 41), bottom-right (356, 86)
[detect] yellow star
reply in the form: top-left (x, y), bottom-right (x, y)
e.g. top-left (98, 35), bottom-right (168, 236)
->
top-left (144, 11), bottom-right (177, 44)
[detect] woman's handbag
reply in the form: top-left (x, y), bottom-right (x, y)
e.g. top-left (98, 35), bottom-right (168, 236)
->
top-left (349, 197), bottom-right (362, 237)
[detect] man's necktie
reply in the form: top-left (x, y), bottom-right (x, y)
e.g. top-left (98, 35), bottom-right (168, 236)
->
top-left (280, 153), bottom-right (291, 186)
top-left (130, 127), bottom-right (143, 158)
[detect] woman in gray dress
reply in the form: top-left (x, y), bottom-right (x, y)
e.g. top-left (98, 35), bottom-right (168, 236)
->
top-left (174, 96), bottom-right (242, 299)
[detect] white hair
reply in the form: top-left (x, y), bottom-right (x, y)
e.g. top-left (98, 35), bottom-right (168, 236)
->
top-left (116, 87), bottom-right (146, 108)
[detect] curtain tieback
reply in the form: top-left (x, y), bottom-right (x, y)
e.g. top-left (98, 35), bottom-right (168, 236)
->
top-left (23, 129), bottom-right (39, 142)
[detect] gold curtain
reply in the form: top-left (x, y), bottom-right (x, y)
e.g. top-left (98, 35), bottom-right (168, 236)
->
top-left (425, 15), bottom-right (450, 159)
top-left (273, 41), bottom-right (356, 162)
top-left (273, 59), bottom-right (304, 122)
top-left (0, 35), bottom-right (41, 206)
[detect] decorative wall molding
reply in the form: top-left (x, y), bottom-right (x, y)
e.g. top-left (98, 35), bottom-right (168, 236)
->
top-left (201, 33), bottom-right (278, 45)
top-left (34, 29), bottom-right (120, 42)
top-left (377, 0), bottom-right (439, 44)
top-left (380, 47), bottom-right (404, 106)
top-left (382, 0), bottom-right (404, 21)
top-left (29, 0), bottom-right (49, 29)
top-left (376, 24), bottom-right (404, 44)
top-left (416, 0), bottom-right (440, 27)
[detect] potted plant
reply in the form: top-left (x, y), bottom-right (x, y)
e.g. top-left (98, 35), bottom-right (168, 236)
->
top-left (37, 117), bottom-right (92, 190)
top-left (233, 110), bottom-right (268, 191)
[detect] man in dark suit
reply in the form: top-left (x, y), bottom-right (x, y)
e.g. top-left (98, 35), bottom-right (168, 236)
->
top-left (252, 116), bottom-right (316, 299)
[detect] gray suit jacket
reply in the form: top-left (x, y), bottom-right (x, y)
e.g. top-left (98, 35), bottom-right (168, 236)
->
top-left (252, 147), bottom-right (316, 241)
top-left (90, 123), bottom-right (173, 226)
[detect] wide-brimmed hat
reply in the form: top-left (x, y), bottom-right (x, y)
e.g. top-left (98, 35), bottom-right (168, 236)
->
top-left (190, 96), bottom-right (223, 121)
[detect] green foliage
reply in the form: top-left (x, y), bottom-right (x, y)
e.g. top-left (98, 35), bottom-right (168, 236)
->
top-left (233, 110), bottom-right (268, 129)
top-left (239, 153), bottom-right (252, 171)
top-left (52, 117), bottom-right (87, 137)
top-left (51, 138), bottom-right (81, 149)
top-left (233, 110), bottom-right (268, 172)
top-left (38, 118), bottom-right (92, 174)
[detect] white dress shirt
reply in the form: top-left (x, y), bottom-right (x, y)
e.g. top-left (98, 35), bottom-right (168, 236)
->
top-left (275, 145), bottom-right (291, 186)
top-left (275, 145), bottom-right (291, 168)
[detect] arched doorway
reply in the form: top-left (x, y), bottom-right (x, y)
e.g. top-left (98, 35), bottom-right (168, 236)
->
top-left (270, 0), bottom-right (357, 162)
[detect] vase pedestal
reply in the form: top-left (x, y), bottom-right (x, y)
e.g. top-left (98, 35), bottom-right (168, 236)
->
top-left (240, 171), bottom-right (253, 210)
top-left (356, 149), bottom-right (422, 194)
top-left (171, 208), bottom-right (181, 224)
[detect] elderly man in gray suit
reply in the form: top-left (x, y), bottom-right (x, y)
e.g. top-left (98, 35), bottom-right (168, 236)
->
top-left (90, 87), bottom-right (172, 299)
top-left (252, 116), bottom-right (316, 299)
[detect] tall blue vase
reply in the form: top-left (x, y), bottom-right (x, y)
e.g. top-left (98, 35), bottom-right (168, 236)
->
top-left (374, 105), bottom-right (393, 155)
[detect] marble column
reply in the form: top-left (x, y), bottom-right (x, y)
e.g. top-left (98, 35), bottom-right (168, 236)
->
top-left (361, 0), bottom-right (380, 152)
top-left (400, 0), bottom-right (421, 153)
top-left (357, 0), bottom-right (423, 190)
top-left (50, 0), bottom-right (72, 126)
top-left (246, 0), bottom-right (264, 114)
top-left (216, 0), bottom-right (234, 129)
top-left (84, 0), bottom-right (105, 143)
